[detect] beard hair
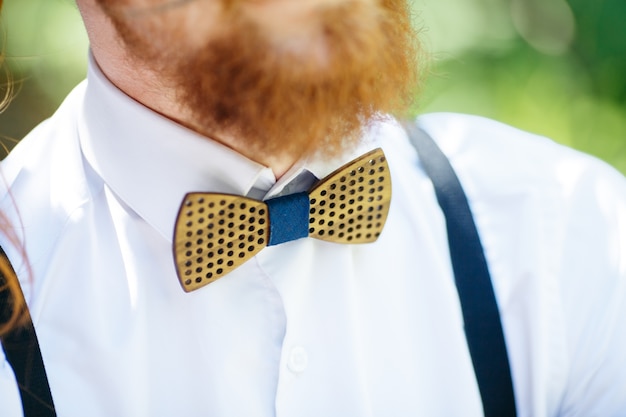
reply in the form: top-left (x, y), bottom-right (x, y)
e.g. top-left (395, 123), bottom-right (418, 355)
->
top-left (102, 0), bottom-right (423, 162)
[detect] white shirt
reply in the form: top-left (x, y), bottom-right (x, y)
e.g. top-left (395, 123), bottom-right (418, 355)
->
top-left (1, 56), bottom-right (626, 417)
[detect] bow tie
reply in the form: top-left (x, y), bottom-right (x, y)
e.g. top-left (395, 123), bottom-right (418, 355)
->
top-left (173, 148), bottom-right (391, 292)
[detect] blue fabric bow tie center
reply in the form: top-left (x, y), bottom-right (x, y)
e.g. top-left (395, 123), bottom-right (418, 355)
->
top-left (265, 192), bottom-right (310, 246)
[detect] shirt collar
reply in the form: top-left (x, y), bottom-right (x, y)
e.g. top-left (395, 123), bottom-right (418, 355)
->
top-left (78, 54), bottom-right (379, 242)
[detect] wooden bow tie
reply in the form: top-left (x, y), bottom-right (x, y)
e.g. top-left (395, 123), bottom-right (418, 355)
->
top-left (173, 148), bottom-right (391, 292)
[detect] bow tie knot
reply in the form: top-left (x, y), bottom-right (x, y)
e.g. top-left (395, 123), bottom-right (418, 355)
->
top-left (173, 148), bottom-right (391, 292)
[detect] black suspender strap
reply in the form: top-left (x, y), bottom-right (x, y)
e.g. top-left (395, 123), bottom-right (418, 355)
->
top-left (404, 122), bottom-right (517, 417)
top-left (0, 248), bottom-right (56, 417)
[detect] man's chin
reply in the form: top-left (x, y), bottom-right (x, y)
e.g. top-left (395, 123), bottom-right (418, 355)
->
top-left (106, 0), bottom-right (420, 163)
top-left (184, 1), bottom-right (417, 161)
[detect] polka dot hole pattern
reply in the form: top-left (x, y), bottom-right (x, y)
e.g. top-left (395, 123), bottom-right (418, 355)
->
top-left (308, 148), bottom-right (391, 244)
top-left (174, 194), bottom-right (269, 292)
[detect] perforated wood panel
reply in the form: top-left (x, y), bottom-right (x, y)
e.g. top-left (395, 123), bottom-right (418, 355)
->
top-left (173, 194), bottom-right (268, 292)
top-left (308, 148), bottom-right (391, 243)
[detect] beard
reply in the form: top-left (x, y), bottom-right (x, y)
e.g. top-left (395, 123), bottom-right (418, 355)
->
top-left (100, 0), bottom-right (422, 162)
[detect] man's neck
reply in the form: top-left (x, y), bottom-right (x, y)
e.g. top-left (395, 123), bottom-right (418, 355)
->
top-left (79, 0), bottom-right (297, 178)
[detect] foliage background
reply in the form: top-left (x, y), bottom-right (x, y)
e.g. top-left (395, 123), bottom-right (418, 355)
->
top-left (1, 0), bottom-right (625, 172)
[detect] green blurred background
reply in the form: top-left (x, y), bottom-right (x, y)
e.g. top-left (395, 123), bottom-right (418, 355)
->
top-left (1, 0), bottom-right (625, 172)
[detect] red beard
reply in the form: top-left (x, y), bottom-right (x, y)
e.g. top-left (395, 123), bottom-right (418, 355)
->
top-left (100, 0), bottom-right (422, 162)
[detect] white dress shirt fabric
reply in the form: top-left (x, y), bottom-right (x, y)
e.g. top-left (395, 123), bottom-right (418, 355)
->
top-left (1, 57), bottom-right (626, 417)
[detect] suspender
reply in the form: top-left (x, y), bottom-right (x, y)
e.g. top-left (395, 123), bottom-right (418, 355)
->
top-left (0, 248), bottom-right (56, 416)
top-left (0, 122), bottom-right (516, 417)
top-left (405, 122), bottom-right (517, 416)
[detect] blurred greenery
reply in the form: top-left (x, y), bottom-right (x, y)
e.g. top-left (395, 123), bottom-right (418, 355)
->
top-left (1, 0), bottom-right (625, 172)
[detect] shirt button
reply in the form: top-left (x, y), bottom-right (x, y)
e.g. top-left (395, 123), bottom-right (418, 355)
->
top-left (287, 346), bottom-right (309, 373)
